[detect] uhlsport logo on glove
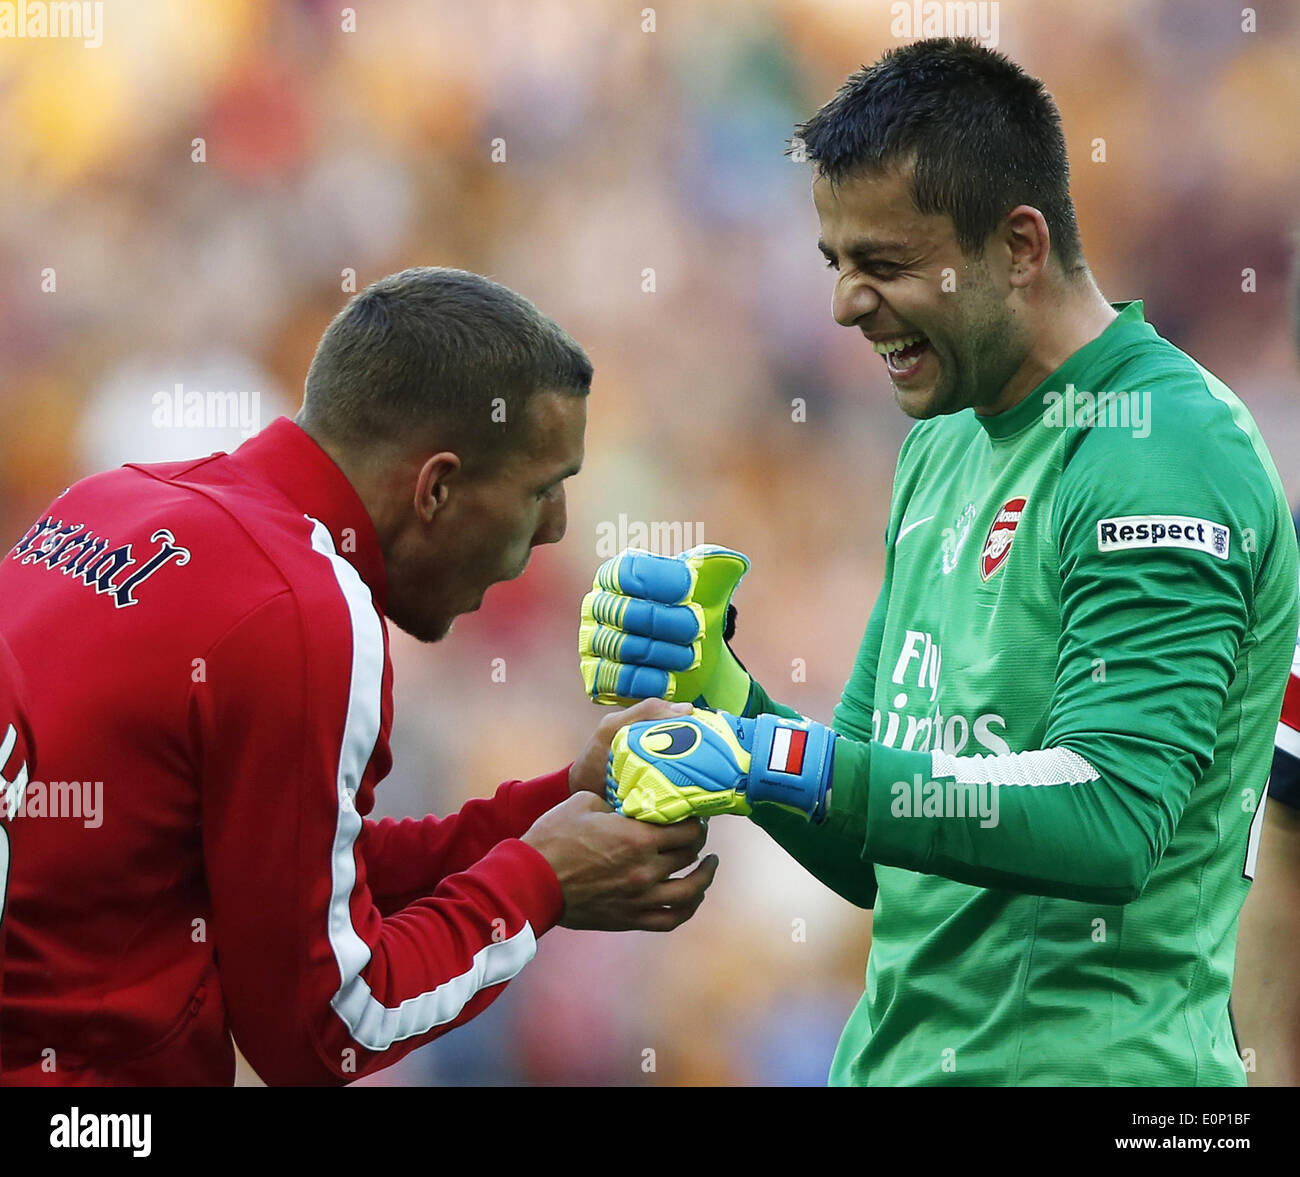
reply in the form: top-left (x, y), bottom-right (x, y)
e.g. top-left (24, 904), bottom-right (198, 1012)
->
top-left (639, 722), bottom-right (703, 758)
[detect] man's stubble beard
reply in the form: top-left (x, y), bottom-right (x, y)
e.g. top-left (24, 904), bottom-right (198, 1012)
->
top-left (958, 264), bottom-right (1033, 415)
top-left (385, 598), bottom-right (455, 644)
top-left (382, 545), bottom-right (457, 645)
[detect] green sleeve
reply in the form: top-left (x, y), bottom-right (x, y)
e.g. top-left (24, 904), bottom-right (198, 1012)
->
top-left (830, 382), bottom-right (1279, 904)
top-left (744, 582), bottom-right (889, 909)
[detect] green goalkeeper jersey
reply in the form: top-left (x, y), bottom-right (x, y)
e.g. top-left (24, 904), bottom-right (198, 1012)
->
top-left (750, 301), bottom-right (1298, 1086)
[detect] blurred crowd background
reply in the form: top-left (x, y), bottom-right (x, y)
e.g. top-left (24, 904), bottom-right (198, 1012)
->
top-left (1, 0), bottom-right (1298, 1085)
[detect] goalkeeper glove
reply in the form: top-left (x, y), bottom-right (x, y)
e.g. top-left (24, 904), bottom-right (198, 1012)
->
top-left (579, 545), bottom-right (752, 713)
top-left (607, 709), bottom-right (835, 825)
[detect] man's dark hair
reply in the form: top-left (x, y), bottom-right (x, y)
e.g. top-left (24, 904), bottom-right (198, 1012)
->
top-left (793, 38), bottom-right (1084, 272)
top-left (301, 266), bottom-right (591, 469)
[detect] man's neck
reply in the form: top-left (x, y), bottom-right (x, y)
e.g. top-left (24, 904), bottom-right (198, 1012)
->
top-left (976, 276), bottom-right (1119, 417)
top-left (294, 414), bottom-right (405, 550)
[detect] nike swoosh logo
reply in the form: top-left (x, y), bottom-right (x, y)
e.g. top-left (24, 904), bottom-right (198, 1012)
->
top-left (897, 514), bottom-right (936, 543)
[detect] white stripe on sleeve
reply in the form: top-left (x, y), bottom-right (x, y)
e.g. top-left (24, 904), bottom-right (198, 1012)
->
top-left (930, 745), bottom-right (1101, 787)
top-left (307, 516), bottom-right (536, 1052)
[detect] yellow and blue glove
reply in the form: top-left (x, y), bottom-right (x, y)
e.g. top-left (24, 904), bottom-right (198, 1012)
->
top-left (607, 709), bottom-right (835, 825)
top-left (579, 545), bottom-right (753, 713)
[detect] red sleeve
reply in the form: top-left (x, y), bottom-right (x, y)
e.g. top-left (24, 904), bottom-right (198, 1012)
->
top-left (0, 636), bottom-right (36, 815)
top-left (1271, 643), bottom-right (1300, 810)
top-left (0, 635), bottom-right (36, 1075)
top-left (363, 770), bottom-right (572, 916)
top-left (192, 585), bottom-right (564, 1087)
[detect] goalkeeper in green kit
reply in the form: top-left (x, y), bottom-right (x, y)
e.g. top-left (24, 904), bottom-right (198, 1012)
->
top-left (577, 38), bottom-right (1299, 1086)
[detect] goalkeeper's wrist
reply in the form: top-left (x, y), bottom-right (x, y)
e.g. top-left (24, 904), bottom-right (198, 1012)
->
top-left (741, 713), bottom-right (835, 823)
top-left (742, 678), bottom-right (805, 722)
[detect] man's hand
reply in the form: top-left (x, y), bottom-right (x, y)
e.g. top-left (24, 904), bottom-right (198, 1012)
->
top-left (578, 545), bottom-right (753, 713)
top-left (521, 793), bottom-right (718, 932)
top-left (569, 697), bottom-right (694, 796)
top-left (608, 710), bottom-right (837, 825)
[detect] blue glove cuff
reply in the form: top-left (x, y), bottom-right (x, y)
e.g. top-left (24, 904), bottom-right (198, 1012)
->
top-left (742, 713), bottom-right (835, 823)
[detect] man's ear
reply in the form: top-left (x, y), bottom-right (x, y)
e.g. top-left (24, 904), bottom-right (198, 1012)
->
top-left (415, 452), bottom-right (462, 522)
top-left (1002, 204), bottom-right (1051, 290)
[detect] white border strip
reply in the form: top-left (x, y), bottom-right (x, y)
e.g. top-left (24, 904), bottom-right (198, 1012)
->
top-left (308, 516), bottom-right (535, 1051)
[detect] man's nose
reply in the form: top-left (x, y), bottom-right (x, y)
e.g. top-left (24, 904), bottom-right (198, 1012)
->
top-left (534, 491), bottom-right (567, 547)
top-left (832, 273), bottom-right (881, 328)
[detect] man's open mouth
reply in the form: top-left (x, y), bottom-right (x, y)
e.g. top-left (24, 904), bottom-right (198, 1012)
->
top-left (872, 332), bottom-right (931, 376)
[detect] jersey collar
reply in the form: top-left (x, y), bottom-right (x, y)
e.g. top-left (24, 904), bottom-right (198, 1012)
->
top-left (230, 417), bottom-right (388, 608)
top-left (975, 300), bottom-right (1155, 441)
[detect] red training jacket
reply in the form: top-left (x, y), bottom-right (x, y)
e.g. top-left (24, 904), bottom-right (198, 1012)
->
top-left (0, 416), bottom-right (568, 1086)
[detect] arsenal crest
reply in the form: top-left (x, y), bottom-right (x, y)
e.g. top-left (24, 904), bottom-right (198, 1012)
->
top-left (980, 496), bottom-right (1027, 581)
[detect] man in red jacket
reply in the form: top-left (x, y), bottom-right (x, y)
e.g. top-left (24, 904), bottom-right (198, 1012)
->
top-left (0, 267), bottom-right (715, 1086)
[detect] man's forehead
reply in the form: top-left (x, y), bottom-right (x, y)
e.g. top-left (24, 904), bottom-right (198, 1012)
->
top-left (813, 168), bottom-right (951, 252)
top-left (812, 163), bottom-right (912, 209)
top-left (520, 389), bottom-right (586, 462)
top-left (526, 387), bottom-right (585, 434)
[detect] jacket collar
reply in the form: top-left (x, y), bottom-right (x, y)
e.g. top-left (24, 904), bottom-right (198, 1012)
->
top-left (230, 417), bottom-right (388, 608)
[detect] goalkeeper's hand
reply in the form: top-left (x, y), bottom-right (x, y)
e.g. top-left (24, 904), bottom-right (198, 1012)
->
top-left (578, 545), bottom-right (753, 713)
top-left (607, 709), bottom-right (835, 825)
